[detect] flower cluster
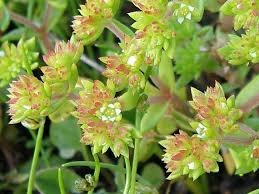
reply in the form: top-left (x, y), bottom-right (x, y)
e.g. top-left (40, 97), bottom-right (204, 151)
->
top-left (73, 80), bottom-right (133, 157)
top-left (170, 1), bottom-right (202, 24)
top-left (7, 41), bottom-right (83, 126)
top-left (218, 29), bottom-right (259, 65)
top-left (160, 131), bottom-right (222, 180)
top-left (160, 83), bottom-right (243, 180)
top-left (72, 0), bottom-right (120, 44)
top-left (41, 41), bottom-right (83, 97)
top-left (131, 0), bottom-right (167, 15)
top-left (100, 54), bottom-right (145, 92)
top-left (189, 82), bottom-right (242, 138)
top-left (220, 0), bottom-right (259, 30)
top-left (128, 1), bottom-right (176, 66)
top-left (230, 140), bottom-right (259, 175)
top-left (219, 0), bottom-right (259, 65)
top-left (8, 75), bottom-right (50, 129)
top-left (0, 38), bottom-right (38, 87)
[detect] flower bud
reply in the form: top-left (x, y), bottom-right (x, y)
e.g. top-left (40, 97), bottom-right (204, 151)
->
top-left (73, 80), bottom-right (133, 157)
top-left (0, 38), bottom-right (38, 87)
top-left (160, 131), bottom-right (222, 180)
top-left (189, 82), bottom-right (242, 137)
top-left (72, 0), bottom-right (120, 44)
top-left (7, 75), bottom-right (50, 126)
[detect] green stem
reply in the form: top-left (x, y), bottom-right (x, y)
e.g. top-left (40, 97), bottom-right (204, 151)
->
top-left (58, 168), bottom-right (66, 194)
top-left (88, 153), bottom-right (100, 194)
top-left (61, 161), bottom-right (149, 185)
top-left (62, 161), bottom-right (119, 170)
top-left (130, 138), bottom-right (140, 194)
top-left (93, 154), bottom-right (100, 184)
top-left (123, 157), bottom-right (131, 194)
top-left (27, 118), bottom-right (46, 194)
top-left (184, 178), bottom-right (204, 194)
top-left (81, 145), bottom-right (91, 161)
top-left (28, 129), bottom-right (50, 167)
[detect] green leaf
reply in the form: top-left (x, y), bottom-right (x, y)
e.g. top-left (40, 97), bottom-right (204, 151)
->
top-left (156, 116), bottom-right (177, 135)
top-left (0, 5), bottom-right (10, 31)
top-left (244, 117), bottom-right (259, 131)
top-left (35, 168), bottom-right (80, 194)
top-left (114, 158), bottom-right (125, 191)
top-left (141, 163), bottom-right (165, 188)
top-left (159, 52), bottom-right (175, 92)
top-left (46, 0), bottom-right (68, 31)
top-left (112, 18), bottom-right (134, 37)
top-left (141, 102), bottom-right (169, 132)
top-left (0, 27), bottom-right (26, 42)
top-left (236, 75), bottom-right (259, 111)
top-left (118, 89), bottom-right (140, 111)
top-left (204, 0), bottom-right (221, 12)
top-left (50, 116), bottom-right (82, 159)
top-left (248, 189), bottom-right (259, 194)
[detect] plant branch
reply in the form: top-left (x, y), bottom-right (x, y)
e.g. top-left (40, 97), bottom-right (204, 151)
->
top-left (58, 168), bottom-right (66, 194)
top-left (105, 20), bottom-right (125, 42)
top-left (81, 54), bottom-right (105, 73)
top-left (130, 138), bottom-right (140, 194)
top-left (239, 94), bottom-right (259, 113)
top-left (27, 118), bottom-right (46, 194)
top-left (9, 11), bottom-right (39, 32)
top-left (123, 157), bottom-right (131, 194)
top-left (61, 161), bottom-right (149, 185)
top-left (88, 153), bottom-right (100, 194)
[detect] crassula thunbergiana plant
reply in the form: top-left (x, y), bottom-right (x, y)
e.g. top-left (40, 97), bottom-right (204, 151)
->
top-left (1, 0), bottom-right (259, 193)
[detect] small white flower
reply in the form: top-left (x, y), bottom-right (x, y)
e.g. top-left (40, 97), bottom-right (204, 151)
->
top-left (108, 104), bottom-right (115, 108)
top-left (186, 13), bottom-right (192, 20)
top-left (250, 52), bottom-right (257, 58)
top-left (23, 105), bottom-right (31, 110)
top-left (115, 108), bottom-right (121, 115)
top-left (221, 102), bottom-right (227, 109)
top-left (196, 123), bottom-right (207, 138)
top-left (0, 51), bottom-right (4, 57)
top-left (177, 17), bottom-right (185, 24)
top-left (188, 162), bottom-right (195, 170)
top-left (100, 107), bottom-right (106, 113)
top-left (180, 3), bottom-right (186, 8)
top-left (101, 115), bottom-right (108, 121)
top-left (127, 56), bottom-right (137, 66)
top-left (188, 6), bottom-right (195, 12)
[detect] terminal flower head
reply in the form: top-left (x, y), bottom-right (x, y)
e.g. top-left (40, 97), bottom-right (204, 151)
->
top-left (8, 75), bottom-right (50, 129)
top-left (160, 131), bottom-right (222, 180)
top-left (73, 80), bottom-right (133, 157)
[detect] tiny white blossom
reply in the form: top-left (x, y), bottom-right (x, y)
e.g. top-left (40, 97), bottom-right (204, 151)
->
top-left (127, 56), bottom-right (137, 66)
top-left (177, 17), bottom-right (185, 24)
top-left (250, 52), bottom-right (257, 58)
top-left (188, 162), bottom-right (195, 170)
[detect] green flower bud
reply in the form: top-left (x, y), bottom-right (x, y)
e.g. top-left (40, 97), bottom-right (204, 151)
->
top-left (41, 41), bottom-right (82, 97)
top-left (0, 38), bottom-right (39, 87)
top-left (74, 175), bottom-right (95, 193)
top-left (229, 140), bottom-right (259, 175)
top-left (220, 0), bottom-right (259, 30)
top-left (131, 0), bottom-right (167, 15)
top-left (218, 29), bottom-right (259, 65)
top-left (160, 131), bottom-right (222, 180)
top-left (100, 55), bottom-right (145, 92)
top-left (72, 0), bottom-right (120, 44)
top-left (189, 82), bottom-right (242, 137)
top-left (170, 1), bottom-right (204, 24)
top-left (7, 75), bottom-right (50, 126)
top-left (73, 80), bottom-right (133, 157)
